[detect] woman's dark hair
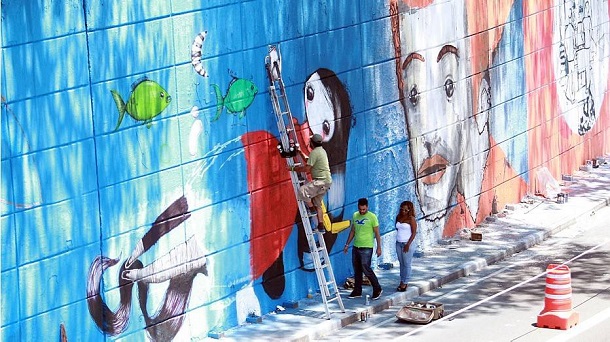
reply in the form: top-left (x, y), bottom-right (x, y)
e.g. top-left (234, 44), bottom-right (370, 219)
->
top-left (395, 201), bottom-right (415, 223)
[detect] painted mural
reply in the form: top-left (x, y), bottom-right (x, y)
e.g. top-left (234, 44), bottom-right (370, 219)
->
top-left (1, 0), bottom-right (609, 341)
top-left (110, 77), bottom-right (172, 130)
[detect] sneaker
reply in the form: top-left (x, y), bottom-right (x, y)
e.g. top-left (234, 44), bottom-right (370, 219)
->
top-left (347, 291), bottom-right (362, 299)
top-left (372, 289), bottom-right (383, 300)
top-left (317, 223), bottom-right (326, 233)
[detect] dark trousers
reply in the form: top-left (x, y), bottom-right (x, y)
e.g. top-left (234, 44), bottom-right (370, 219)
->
top-left (352, 247), bottom-right (381, 293)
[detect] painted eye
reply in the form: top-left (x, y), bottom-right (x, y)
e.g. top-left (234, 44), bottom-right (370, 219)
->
top-left (306, 84), bottom-right (314, 101)
top-left (408, 85), bottom-right (419, 106)
top-left (160, 92), bottom-right (165, 98)
top-left (323, 120), bottom-right (331, 136)
top-left (444, 79), bottom-right (454, 98)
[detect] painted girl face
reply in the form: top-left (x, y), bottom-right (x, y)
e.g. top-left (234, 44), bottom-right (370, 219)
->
top-left (396, 1), bottom-right (469, 220)
top-left (553, 0), bottom-right (609, 135)
top-left (304, 71), bottom-right (335, 142)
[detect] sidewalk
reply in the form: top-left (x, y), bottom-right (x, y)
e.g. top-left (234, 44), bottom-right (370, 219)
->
top-left (206, 165), bottom-right (610, 341)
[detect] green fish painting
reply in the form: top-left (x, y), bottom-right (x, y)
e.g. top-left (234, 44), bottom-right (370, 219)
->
top-left (110, 77), bottom-right (171, 130)
top-left (211, 78), bottom-right (258, 121)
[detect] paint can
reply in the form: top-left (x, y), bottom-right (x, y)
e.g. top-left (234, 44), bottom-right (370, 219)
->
top-left (360, 311), bottom-right (368, 322)
top-left (365, 295), bottom-right (370, 305)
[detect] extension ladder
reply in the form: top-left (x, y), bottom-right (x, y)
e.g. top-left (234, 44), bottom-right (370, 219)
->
top-left (264, 45), bottom-right (345, 319)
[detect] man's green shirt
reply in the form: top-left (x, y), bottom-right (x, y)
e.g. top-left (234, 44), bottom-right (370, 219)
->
top-left (352, 211), bottom-right (379, 248)
top-left (308, 146), bottom-right (332, 183)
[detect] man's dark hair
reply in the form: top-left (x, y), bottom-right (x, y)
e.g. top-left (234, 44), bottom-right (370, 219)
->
top-left (358, 198), bottom-right (368, 206)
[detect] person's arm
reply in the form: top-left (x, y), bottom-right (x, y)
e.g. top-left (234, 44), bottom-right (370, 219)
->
top-left (373, 225), bottom-right (382, 257)
top-left (289, 163), bottom-right (311, 173)
top-left (288, 148), bottom-right (312, 173)
top-left (343, 225), bottom-right (355, 254)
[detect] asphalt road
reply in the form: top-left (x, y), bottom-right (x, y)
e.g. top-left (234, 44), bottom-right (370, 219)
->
top-left (314, 206), bottom-right (610, 342)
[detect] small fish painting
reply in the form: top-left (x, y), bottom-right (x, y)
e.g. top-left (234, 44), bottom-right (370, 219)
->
top-left (110, 77), bottom-right (171, 130)
top-left (211, 78), bottom-right (258, 121)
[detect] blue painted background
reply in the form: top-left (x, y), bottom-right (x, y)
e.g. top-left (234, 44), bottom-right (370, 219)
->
top-left (2, 0), bottom-right (609, 340)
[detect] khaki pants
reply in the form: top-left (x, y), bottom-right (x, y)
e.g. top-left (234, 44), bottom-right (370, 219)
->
top-left (297, 179), bottom-right (330, 207)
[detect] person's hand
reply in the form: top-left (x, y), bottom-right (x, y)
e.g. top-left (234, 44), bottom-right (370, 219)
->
top-left (376, 246), bottom-right (382, 257)
top-left (403, 245), bottom-right (409, 253)
top-left (343, 244), bottom-right (349, 254)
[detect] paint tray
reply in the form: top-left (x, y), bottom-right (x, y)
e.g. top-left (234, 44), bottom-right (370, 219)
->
top-left (396, 302), bottom-right (444, 324)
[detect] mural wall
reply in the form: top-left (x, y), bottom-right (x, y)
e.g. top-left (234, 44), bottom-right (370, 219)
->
top-left (1, 0), bottom-right (609, 340)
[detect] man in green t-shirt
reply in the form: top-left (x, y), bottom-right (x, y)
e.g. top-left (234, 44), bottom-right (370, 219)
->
top-left (289, 134), bottom-right (332, 232)
top-left (343, 198), bottom-right (383, 300)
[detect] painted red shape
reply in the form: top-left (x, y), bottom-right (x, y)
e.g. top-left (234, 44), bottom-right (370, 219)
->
top-left (401, 0), bottom-right (433, 8)
top-left (242, 130), bottom-right (298, 279)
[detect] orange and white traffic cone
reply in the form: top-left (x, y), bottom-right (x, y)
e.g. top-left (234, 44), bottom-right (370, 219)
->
top-left (537, 264), bottom-right (579, 330)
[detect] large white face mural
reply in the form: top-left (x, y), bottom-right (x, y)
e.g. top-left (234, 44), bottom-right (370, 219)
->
top-left (553, 0), bottom-right (609, 135)
top-left (396, 1), bottom-right (470, 221)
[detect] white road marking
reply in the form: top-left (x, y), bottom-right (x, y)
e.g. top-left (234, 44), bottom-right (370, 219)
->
top-left (548, 307), bottom-right (610, 342)
top-left (336, 262), bottom-right (530, 341)
top-left (331, 238), bottom-right (608, 341)
top-left (391, 239), bottom-right (609, 341)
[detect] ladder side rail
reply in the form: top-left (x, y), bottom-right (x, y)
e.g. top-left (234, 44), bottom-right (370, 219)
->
top-left (269, 85), bottom-right (292, 151)
top-left (265, 48), bottom-right (344, 318)
top-left (316, 238), bottom-right (345, 311)
top-left (266, 60), bottom-right (293, 153)
top-left (277, 92), bottom-right (299, 155)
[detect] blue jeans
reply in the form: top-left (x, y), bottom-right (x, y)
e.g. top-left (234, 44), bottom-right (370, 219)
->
top-left (351, 247), bottom-right (381, 293)
top-left (396, 241), bottom-right (415, 283)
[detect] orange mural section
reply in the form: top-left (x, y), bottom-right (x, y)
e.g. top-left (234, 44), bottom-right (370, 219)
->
top-left (400, 0), bottom-right (433, 8)
top-left (467, 0), bottom-right (515, 121)
top-left (524, 1), bottom-right (610, 192)
top-left (444, 136), bottom-right (527, 238)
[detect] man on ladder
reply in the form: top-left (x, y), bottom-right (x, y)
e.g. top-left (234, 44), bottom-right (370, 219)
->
top-left (289, 133), bottom-right (331, 233)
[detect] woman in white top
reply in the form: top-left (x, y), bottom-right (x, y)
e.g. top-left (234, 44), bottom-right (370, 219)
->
top-left (395, 201), bottom-right (417, 292)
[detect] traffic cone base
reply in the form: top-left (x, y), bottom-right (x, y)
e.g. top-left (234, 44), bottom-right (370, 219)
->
top-left (537, 310), bottom-right (579, 330)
